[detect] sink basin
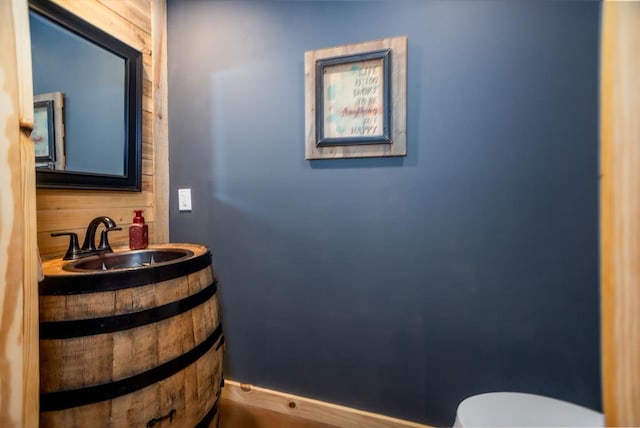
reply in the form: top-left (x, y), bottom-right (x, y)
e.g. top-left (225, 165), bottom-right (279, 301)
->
top-left (41, 243), bottom-right (212, 296)
top-left (63, 248), bottom-right (194, 272)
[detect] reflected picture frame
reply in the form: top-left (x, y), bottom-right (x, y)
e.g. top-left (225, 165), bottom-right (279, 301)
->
top-left (305, 36), bottom-right (407, 160)
top-left (33, 92), bottom-right (65, 170)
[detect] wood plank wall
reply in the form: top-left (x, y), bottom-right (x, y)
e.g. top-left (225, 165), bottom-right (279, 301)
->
top-left (36, 0), bottom-right (168, 259)
top-left (600, 1), bottom-right (640, 426)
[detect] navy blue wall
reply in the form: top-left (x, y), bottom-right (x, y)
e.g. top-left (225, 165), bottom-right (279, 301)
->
top-left (30, 12), bottom-right (124, 175)
top-left (167, 1), bottom-right (601, 425)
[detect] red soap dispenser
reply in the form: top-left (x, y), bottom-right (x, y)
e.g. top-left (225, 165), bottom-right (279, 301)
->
top-left (129, 210), bottom-right (148, 250)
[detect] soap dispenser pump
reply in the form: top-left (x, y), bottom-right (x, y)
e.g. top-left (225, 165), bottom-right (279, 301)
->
top-left (129, 210), bottom-right (148, 250)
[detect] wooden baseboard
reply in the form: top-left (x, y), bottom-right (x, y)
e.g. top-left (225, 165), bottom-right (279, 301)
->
top-left (221, 380), bottom-right (432, 428)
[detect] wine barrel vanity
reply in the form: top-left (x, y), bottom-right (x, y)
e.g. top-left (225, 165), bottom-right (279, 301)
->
top-left (39, 243), bottom-right (223, 427)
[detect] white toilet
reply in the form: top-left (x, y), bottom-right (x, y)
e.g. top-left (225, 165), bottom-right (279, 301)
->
top-left (454, 392), bottom-right (604, 427)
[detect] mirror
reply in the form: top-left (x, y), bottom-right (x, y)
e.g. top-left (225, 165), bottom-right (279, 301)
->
top-left (29, 0), bottom-right (142, 191)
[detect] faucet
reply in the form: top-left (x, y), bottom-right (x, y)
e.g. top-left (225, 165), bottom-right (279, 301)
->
top-left (81, 216), bottom-right (120, 253)
top-left (52, 216), bottom-right (122, 260)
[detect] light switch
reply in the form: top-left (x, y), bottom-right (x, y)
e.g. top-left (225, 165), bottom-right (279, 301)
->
top-left (178, 188), bottom-right (192, 211)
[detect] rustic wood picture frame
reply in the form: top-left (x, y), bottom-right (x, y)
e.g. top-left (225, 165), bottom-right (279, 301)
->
top-left (33, 92), bottom-right (65, 170)
top-left (305, 36), bottom-right (407, 160)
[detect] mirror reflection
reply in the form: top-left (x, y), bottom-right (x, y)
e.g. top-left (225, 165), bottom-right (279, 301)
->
top-left (29, 0), bottom-right (142, 191)
top-left (30, 11), bottom-right (125, 175)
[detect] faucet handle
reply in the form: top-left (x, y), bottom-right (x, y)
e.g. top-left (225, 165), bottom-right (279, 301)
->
top-left (51, 232), bottom-right (81, 260)
top-left (98, 227), bottom-right (122, 253)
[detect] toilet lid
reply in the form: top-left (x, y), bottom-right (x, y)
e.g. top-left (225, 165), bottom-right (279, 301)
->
top-left (455, 392), bottom-right (604, 427)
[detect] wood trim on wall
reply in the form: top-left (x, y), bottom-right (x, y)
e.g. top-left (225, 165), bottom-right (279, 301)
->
top-left (152, 0), bottom-right (170, 243)
top-left (600, 1), bottom-right (640, 426)
top-left (36, 0), bottom-right (169, 258)
top-left (0, 0), bottom-right (39, 425)
top-left (13, 0), bottom-right (40, 424)
top-left (222, 380), bottom-right (432, 428)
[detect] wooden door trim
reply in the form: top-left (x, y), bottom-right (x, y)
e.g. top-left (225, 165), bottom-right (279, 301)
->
top-left (600, 1), bottom-right (640, 426)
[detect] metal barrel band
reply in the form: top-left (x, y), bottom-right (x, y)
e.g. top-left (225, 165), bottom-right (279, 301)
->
top-left (40, 280), bottom-right (217, 339)
top-left (40, 322), bottom-right (223, 411)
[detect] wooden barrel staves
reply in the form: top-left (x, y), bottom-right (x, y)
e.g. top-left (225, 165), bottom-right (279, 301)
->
top-left (38, 243), bottom-right (224, 427)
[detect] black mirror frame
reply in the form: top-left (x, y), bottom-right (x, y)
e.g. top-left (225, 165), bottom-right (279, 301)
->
top-left (30, 0), bottom-right (142, 191)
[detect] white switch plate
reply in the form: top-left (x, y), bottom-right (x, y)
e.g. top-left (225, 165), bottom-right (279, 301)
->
top-left (178, 188), bottom-right (192, 211)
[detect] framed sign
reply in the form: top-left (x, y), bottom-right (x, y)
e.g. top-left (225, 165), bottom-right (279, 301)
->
top-left (33, 92), bottom-right (65, 170)
top-left (317, 50), bottom-right (390, 146)
top-left (305, 36), bottom-right (407, 160)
